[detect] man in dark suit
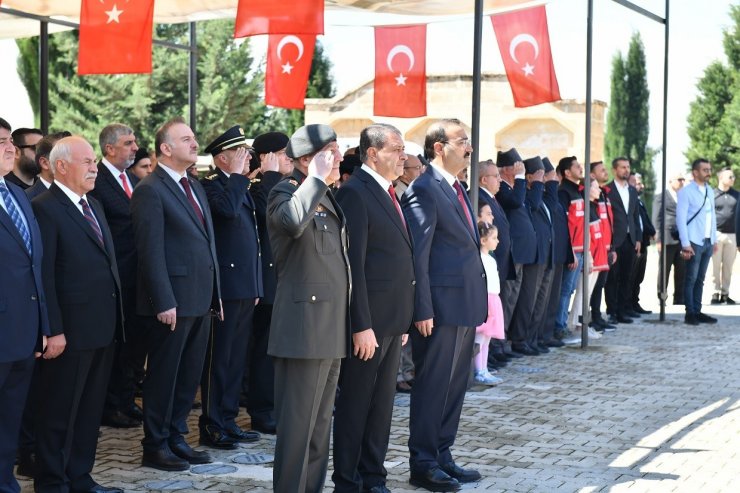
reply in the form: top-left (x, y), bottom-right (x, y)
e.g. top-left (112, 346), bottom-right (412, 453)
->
top-left (88, 123), bottom-right (145, 430)
top-left (496, 148), bottom-right (540, 356)
top-left (198, 126), bottom-right (262, 449)
top-left (266, 124), bottom-right (350, 493)
top-left (243, 131), bottom-right (292, 435)
top-left (604, 157), bottom-right (643, 323)
top-left (0, 117), bottom-right (49, 493)
top-left (32, 135), bottom-right (122, 493)
top-left (25, 132), bottom-right (70, 201)
top-left (332, 124), bottom-right (415, 493)
top-left (130, 117), bottom-right (222, 471)
top-left (629, 172), bottom-right (656, 314)
top-left (653, 173), bottom-right (686, 305)
top-left (402, 119), bottom-right (487, 492)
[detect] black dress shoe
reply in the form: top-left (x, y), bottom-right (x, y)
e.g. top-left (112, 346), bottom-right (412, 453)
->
top-left (123, 402), bottom-right (144, 422)
top-left (71, 482), bottom-right (124, 493)
top-left (365, 484), bottom-right (391, 493)
top-left (101, 411), bottom-right (140, 429)
top-left (489, 351), bottom-right (509, 363)
top-left (711, 293), bottom-right (722, 304)
top-left (16, 451), bottom-right (36, 478)
top-left (616, 315), bottom-right (633, 324)
top-left (633, 304), bottom-right (652, 314)
top-left (225, 425), bottom-right (260, 443)
top-left (409, 467), bottom-right (461, 492)
top-left (545, 338), bottom-right (565, 348)
top-left (141, 446), bottom-right (190, 471)
top-left (251, 418), bottom-right (277, 435)
top-left (624, 310), bottom-right (641, 318)
top-left (696, 312), bottom-right (718, 324)
top-left (536, 343), bottom-right (550, 353)
top-left (439, 462), bottom-right (482, 483)
top-left (511, 344), bottom-right (539, 356)
top-left (607, 314), bottom-right (620, 324)
top-left (199, 428), bottom-right (238, 450)
top-left (684, 313), bottom-right (700, 326)
top-left (169, 439), bottom-right (212, 464)
top-left (503, 348), bottom-right (523, 358)
top-left (723, 295), bottom-right (736, 305)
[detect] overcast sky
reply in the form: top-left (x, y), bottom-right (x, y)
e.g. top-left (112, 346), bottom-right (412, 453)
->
top-left (0, 0), bottom-right (732, 176)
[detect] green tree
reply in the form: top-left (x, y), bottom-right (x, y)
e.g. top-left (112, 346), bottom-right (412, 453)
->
top-left (604, 32), bottom-right (656, 199)
top-left (686, 5), bottom-right (740, 175)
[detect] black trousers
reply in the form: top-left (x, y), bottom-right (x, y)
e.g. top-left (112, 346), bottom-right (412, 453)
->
top-left (0, 355), bottom-right (34, 493)
top-left (200, 299), bottom-right (255, 433)
top-left (141, 316), bottom-right (210, 451)
top-left (509, 263), bottom-right (545, 345)
top-left (17, 358), bottom-right (42, 457)
top-left (332, 335), bottom-right (403, 492)
top-left (543, 264), bottom-right (565, 341)
top-left (408, 325), bottom-right (474, 473)
top-left (630, 242), bottom-right (649, 308)
top-left (35, 344), bottom-right (114, 493)
top-left (501, 264), bottom-right (523, 334)
top-left (590, 270), bottom-right (609, 320)
top-left (531, 259), bottom-right (554, 346)
top-left (245, 303), bottom-right (275, 425)
top-left (605, 238), bottom-right (637, 316)
top-left (658, 243), bottom-right (686, 304)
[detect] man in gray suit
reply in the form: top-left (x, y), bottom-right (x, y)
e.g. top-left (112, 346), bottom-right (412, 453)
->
top-left (653, 172), bottom-right (686, 305)
top-left (130, 117), bottom-right (222, 472)
top-left (267, 124), bottom-right (350, 493)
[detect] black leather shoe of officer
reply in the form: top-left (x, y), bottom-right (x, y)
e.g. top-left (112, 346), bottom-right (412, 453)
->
top-left (141, 446), bottom-right (190, 471)
top-left (616, 315), bottom-right (633, 324)
top-left (16, 451), bottom-right (37, 478)
top-left (101, 410), bottom-right (140, 429)
top-left (365, 484), bottom-right (391, 493)
top-left (71, 482), bottom-right (124, 493)
top-left (536, 343), bottom-right (550, 353)
top-left (409, 467), bottom-right (461, 492)
top-left (199, 428), bottom-right (238, 450)
top-left (169, 439), bottom-right (212, 464)
top-left (632, 304), bottom-right (652, 314)
top-left (251, 418), bottom-right (277, 434)
top-left (624, 309), bottom-right (641, 318)
top-left (225, 425), bottom-right (260, 443)
top-left (511, 343), bottom-right (539, 356)
top-left (545, 338), bottom-right (565, 348)
top-left (123, 402), bottom-right (144, 422)
top-left (439, 462), bottom-right (482, 483)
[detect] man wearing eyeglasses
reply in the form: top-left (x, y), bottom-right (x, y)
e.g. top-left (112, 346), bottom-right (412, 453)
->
top-left (653, 172), bottom-right (686, 305)
top-left (7, 127), bottom-right (43, 190)
top-left (393, 153), bottom-right (424, 201)
top-left (402, 118), bottom-right (487, 491)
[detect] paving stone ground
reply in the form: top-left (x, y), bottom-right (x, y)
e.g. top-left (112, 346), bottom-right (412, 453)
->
top-left (18, 249), bottom-right (740, 492)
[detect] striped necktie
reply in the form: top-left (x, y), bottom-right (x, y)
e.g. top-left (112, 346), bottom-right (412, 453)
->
top-left (0, 182), bottom-right (32, 254)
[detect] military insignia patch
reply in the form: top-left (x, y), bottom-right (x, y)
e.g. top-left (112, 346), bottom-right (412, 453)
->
top-left (206, 173), bottom-right (219, 180)
top-left (316, 204), bottom-right (326, 213)
top-left (288, 179), bottom-right (299, 186)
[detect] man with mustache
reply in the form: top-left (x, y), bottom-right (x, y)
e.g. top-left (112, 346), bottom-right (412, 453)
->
top-left (32, 135), bottom-right (123, 493)
top-left (6, 127), bottom-right (43, 190)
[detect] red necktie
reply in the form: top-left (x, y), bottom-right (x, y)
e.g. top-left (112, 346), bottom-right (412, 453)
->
top-left (119, 172), bottom-right (132, 199)
top-left (453, 180), bottom-right (474, 233)
top-left (388, 184), bottom-right (406, 227)
top-left (179, 177), bottom-right (205, 227)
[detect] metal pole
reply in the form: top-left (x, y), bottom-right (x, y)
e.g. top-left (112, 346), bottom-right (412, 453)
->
top-left (469, 0), bottom-right (484, 210)
top-left (39, 21), bottom-right (49, 133)
top-left (188, 22), bottom-right (198, 134)
top-left (659, 0), bottom-right (670, 321)
top-left (581, 0), bottom-right (594, 348)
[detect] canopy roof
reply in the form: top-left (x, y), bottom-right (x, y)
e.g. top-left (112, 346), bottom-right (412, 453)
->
top-left (1, 0), bottom-right (539, 38)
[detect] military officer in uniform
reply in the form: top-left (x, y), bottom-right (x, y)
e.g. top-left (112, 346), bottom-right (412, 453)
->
top-left (198, 126), bottom-right (263, 449)
top-left (266, 124), bottom-right (350, 493)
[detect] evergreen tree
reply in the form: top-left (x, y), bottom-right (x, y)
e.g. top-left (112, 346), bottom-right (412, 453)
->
top-left (686, 5), bottom-right (740, 174)
top-left (603, 33), bottom-right (655, 198)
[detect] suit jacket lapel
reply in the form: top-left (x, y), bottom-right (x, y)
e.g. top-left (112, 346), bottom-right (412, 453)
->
top-left (156, 167), bottom-right (207, 237)
top-left (359, 169), bottom-right (411, 246)
top-left (89, 197), bottom-right (116, 260)
top-left (99, 162), bottom-right (130, 202)
top-left (51, 185), bottom-right (108, 255)
top-left (0, 206), bottom-right (29, 256)
top-left (434, 170), bottom-right (476, 243)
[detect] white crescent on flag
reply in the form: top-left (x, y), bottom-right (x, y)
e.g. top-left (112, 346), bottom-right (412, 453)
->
top-left (277, 35), bottom-right (305, 74)
top-left (386, 45), bottom-right (415, 86)
top-left (509, 33), bottom-right (539, 76)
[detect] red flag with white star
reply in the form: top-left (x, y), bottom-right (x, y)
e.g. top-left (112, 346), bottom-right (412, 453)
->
top-left (374, 25), bottom-right (427, 118)
top-left (491, 6), bottom-right (560, 107)
top-left (265, 34), bottom-right (316, 109)
top-left (78, 0), bottom-right (154, 74)
top-left (235, 0), bottom-right (324, 38)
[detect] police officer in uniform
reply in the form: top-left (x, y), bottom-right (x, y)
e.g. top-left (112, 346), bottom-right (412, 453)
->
top-left (198, 126), bottom-right (262, 449)
top-left (267, 124), bottom-right (350, 493)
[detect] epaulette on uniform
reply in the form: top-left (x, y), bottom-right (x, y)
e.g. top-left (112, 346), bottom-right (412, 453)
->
top-left (205, 173), bottom-right (219, 181)
top-left (288, 179), bottom-right (299, 187)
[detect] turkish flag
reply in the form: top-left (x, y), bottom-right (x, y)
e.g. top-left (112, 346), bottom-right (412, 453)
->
top-left (78, 0), bottom-right (154, 75)
top-left (265, 34), bottom-right (316, 109)
top-left (491, 6), bottom-right (561, 107)
top-left (235, 0), bottom-right (324, 38)
top-left (374, 25), bottom-right (426, 118)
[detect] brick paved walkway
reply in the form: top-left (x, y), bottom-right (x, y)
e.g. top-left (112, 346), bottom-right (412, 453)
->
top-left (18, 251), bottom-right (740, 492)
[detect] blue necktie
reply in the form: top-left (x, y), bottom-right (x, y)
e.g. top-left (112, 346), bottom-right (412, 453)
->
top-left (0, 182), bottom-right (32, 255)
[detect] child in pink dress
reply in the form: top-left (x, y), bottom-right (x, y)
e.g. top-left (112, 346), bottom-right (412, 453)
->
top-left (474, 222), bottom-right (505, 386)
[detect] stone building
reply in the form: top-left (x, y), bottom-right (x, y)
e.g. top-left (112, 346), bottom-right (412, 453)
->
top-left (305, 73), bottom-right (606, 164)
